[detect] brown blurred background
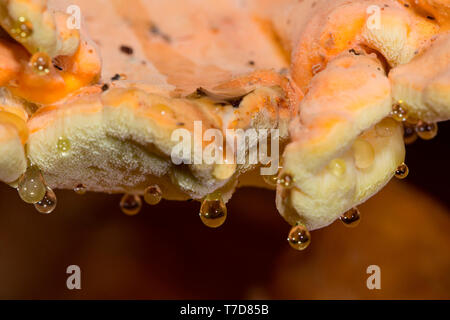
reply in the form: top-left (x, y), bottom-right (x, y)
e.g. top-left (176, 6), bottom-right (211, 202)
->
top-left (0, 123), bottom-right (449, 300)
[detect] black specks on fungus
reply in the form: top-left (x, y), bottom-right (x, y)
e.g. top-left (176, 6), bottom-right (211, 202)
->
top-left (53, 63), bottom-right (63, 71)
top-left (150, 23), bottom-right (172, 43)
top-left (426, 16), bottom-right (435, 20)
top-left (101, 84), bottom-right (109, 91)
top-left (248, 60), bottom-right (255, 66)
top-left (349, 48), bottom-right (361, 55)
top-left (111, 74), bottom-right (121, 81)
top-left (187, 87), bottom-right (251, 108)
top-left (120, 45), bottom-right (134, 55)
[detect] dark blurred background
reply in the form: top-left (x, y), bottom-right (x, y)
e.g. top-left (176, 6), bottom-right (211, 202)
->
top-left (0, 122), bottom-right (448, 300)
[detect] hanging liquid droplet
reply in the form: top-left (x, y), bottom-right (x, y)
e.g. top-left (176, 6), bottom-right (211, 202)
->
top-left (403, 124), bottom-right (418, 145)
top-left (34, 186), bottom-right (57, 214)
top-left (415, 121), bottom-right (438, 140)
top-left (328, 158), bottom-right (346, 176)
top-left (278, 173), bottom-right (294, 188)
top-left (57, 137), bottom-right (71, 155)
top-left (74, 184), bottom-right (86, 195)
top-left (340, 207), bottom-right (361, 227)
top-left (17, 165), bottom-right (46, 204)
top-left (144, 185), bottom-right (162, 205)
top-left (287, 223), bottom-right (311, 251)
top-left (391, 102), bottom-right (409, 122)
top-left (120, 194), bottom-right (142, 216)
top-left (395, 163), bottom-right (409, 179)
top-left (10, 16), bottom-right (33, 40)
top-left (263, 174), bottom-right (279, 186)
top-left (375, 117), bottom-right (396, 137)
top-left (199, 192), bottom-right (227, 228)
top-left (352, 138), bottom-right (375, 169)
top-left (30, 52), bottom-right (51, 75)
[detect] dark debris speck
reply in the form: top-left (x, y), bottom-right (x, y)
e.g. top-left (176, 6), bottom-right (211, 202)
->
top-left (150, 23), bottom-right (172, 43)
top-left (111, 74), bottom-right (121, 81)
top-left (349, 48), bottom-right (361, 55)
top-left (53, 63), bottom-right (63, 71)
top-left (120, 45), bottom-right (134, 55)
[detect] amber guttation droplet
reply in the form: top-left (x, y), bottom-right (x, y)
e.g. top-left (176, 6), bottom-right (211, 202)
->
top-left (120, 194), bottom-right (142, 216)
top-left (340, 207), bottom-right (360, 227)
top-left (11, 16), bottom-right (33, 40)
top-left (57, 137), bottom-right (71, 155)
top-left (328, 158), bottom-right (346, 176)
top-left (34, 186), bottom-right (57, 214)
top-left (199, 192), bottom-right (227, 228)
top-left (415, 121), bottom-right (438, 140)
top-left (352, 138), bottom-right (375, 169)
top-left (30, 52), bottom-right (51, 75)
top-left (403, 124), bottom-right (418, 145)
top-left (144, 185), bottom-right (162, 205)
top-left (287, 223), bottom-right (311, 251)
top-left (278, 173), bottom-right (294, 189)
top-left (375, 117), bottom-right (396, 137)
top-left (74, 184), bottom-right (86, 195)
top-left (17, 165), bottom-right (46, 204)
top-left (391, 102), bottom-right (409, 122)
top-left (395, 163), bottom-right (409, 179)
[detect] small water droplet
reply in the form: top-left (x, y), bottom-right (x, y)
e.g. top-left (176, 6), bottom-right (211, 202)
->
top-left (57, 137), bottom-right (71, 155)
top-left (287, 223), bottom-right (311, 251)
top-left (30, 52), bottom-right (51, 75)
top-left (395, 163), bottom-right (409, 179)
top-left (391, 102), bottom-right (409, 122)
top-left (17, 165), bottom-right (46, 204)
top-left (74, 184), bottom-right (87, 195)
top-left (340, 207), bottom-right (360, 227)
top-left (415, 121), bottom-right (437, 140)
top-left (278, 173), bottom-right (294, 188)
top-left (199, 192), bottom-right (227, 228)
top-left (352, 138), bottom-right (375, 169)
top-left (120, 194), bottom-right (142, 216)
top-left (144, 185), bottom-right (162, 205)
top-left (34, 186), bottom-right (57, 214)
top-left (375, 117), bottom-right (396, 137)
top-left (328, 158), bottom-right (346, 176)
top-left (10, 16), bottom-right (33, 40)
top-left (403, 124), bottom-right (418, 145)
